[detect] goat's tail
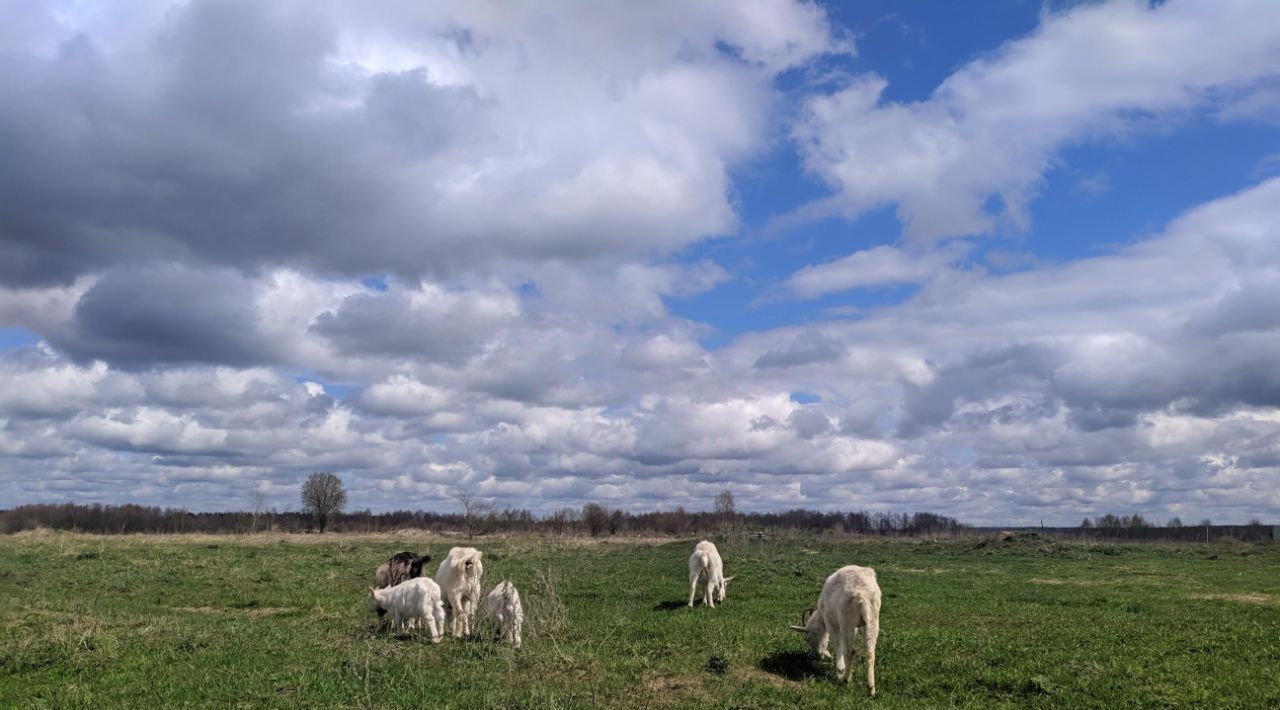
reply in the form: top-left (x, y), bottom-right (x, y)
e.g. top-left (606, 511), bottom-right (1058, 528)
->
top-left (690, 552), bottom-right (710, 580)
top-left (858, 596), bottom-right (874, 626)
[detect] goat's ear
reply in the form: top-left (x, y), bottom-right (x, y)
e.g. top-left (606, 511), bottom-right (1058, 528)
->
top-left (788, 625), bottom-right (807, 633)
top-left (723, 576), bottom-right (735, 583)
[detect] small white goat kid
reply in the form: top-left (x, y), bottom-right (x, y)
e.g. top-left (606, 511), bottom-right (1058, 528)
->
top-left (789, 565), bottom-right (881, 696)
top-left (367, 577), bottom-right (445, 642)
top-left (486, 580), bottom-right (524, 648)
top-left (435, 547), bottom-right (484, 637)
top-left (687, 540), bottom-right (734, 608)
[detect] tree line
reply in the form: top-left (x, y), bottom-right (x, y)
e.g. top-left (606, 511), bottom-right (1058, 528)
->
top-left (0, 500), bottom-right (966, 537)
top-left (1079, 514), bottom-right (1265, 529)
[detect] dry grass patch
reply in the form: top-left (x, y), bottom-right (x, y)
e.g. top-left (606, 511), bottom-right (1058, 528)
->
top-left (1194, 593), bottom-right (1280, 606)
top-left (1029, 577), bottom-right (1108, 586)
top-left (171, 605), bottom-right (298, 617)
top-left (640, 673), bottom-right (712, 706)
top-left (736, 666), bottom-right (802, 688)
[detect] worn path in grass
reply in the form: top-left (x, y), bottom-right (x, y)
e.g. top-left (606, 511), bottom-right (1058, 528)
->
top-left (1, 531), bottom-right (1278, 708)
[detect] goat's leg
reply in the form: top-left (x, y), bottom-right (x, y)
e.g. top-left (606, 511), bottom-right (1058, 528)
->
top-left (449, 594), bottom-right (463, 637)
top-left (432, 606), bottom-right (445, 643)
top-left (426, 611), bottom-right (439, 643)
top-left (833, 613), bottom-right (851, 682)
top-left (865, 620), bottom-right (879, 696)
top-left (817, 624), bottom-right (831, 659)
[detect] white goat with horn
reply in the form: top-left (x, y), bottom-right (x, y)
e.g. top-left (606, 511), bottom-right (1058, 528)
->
top-left (789, 565), bottom-right (881, 696)
top-left (687, 540), bottom-right (734, 608)
top-left (435, 547), bottom-right (484, 637)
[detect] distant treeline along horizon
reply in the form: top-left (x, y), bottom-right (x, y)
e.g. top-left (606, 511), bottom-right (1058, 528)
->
top-left (3, 502), bottom-right (1275, 542)
top-left (0, 501), bottom-right (968, 537)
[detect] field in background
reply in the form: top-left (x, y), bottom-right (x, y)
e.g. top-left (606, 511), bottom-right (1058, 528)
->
top-left (2, 531), bottom-right (1278, 708)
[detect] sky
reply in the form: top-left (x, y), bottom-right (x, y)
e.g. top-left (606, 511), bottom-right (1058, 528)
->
top-left (2, 0), bottom-right (1280, 525)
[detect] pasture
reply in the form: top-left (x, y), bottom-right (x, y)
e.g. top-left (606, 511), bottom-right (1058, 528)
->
top-left (1, 531), bottom-right (1278, 708)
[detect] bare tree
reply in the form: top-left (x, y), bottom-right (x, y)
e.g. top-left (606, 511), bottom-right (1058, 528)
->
top-left (456, 491), bottom-right (494, 539)
top-left (248, 481), bottom-right (268, 533)
top-left (300, 472), bottom-right (347, 532)
top-left (548, 507), bottom-right (580, 536)
top-left (1166, 517), bottom-right (1183, 528)
top-left (582, 502), bottom-right (608, 537)
top-left (715, 489), bottom-right (736, 530)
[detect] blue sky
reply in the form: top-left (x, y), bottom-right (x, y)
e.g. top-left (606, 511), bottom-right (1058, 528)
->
top-left (2, 0), bottom-right (1280, 524)
top-left (674, 1), bottom-right (1280, 343)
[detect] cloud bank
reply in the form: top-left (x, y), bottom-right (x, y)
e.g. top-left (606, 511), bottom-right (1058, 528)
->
top-left (791, 0), bottom-right (1280, 240)
top-left (2, 0), bottom-right (1280, 525)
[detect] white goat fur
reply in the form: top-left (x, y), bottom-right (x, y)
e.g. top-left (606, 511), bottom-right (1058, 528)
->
top-left (486, 580), bottom-right (524, 648)
top-left (789, 565), bottom-right (881, 696)
top-left (687, 540), bottom-right (733, 608)
top-left (435, 546), bottom-right (484, 637)
top-left (367, 577), bottom-right (445, 642)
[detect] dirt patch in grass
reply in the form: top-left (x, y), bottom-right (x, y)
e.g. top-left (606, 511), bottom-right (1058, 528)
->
top-left (171, 606), bottom-right (298, 617)
top-left (736, 666), bottom-right (802, 688)
top-left (1029, 578), bottom-right (1100, 586)
top-left (1194, 593), bottom-right (1280, 606)
top-left (640, 673), bottom-right (711, 706)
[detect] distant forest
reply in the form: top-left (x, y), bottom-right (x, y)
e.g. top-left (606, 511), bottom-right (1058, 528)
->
top-left (0, 501), bottom-right (966, 537)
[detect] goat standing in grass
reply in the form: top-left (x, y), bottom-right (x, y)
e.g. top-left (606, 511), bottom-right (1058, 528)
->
top-left (373, 551), bottom-right (430, 628)
top-left (435, 547), bottom-right (484, 637)
top-left (789, 565), bottom-right (881, 696)
top-left (486, 580), bottom-right (524, 648)
top-left (375, 551), bottom-right (429, 589)
top-left (687, 540), bottom-right (733, 608)
top-left (367, 577), bottom-right (446, 642)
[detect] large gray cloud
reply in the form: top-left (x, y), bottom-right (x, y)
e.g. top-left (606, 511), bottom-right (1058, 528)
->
top-left (50, 265), bottom-right (277, 368)
top-left (0, 0), bottom-right (838, 286)
top-left (312, 284), bottom-right (518, 366)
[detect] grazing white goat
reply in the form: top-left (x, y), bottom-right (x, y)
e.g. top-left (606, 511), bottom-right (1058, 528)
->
top-left (687, 540), bottom-right (734, 608)
top-left (366, 577), bottom-right (445, 642)
top-left (789, 565), bottom-right (881, 696)
top-left (486, 580), bottom-right (524, 648)
top-left (435, 547), bottom-right (484, 637)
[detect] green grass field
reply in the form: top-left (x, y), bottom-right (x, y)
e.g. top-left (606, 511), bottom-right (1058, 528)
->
top-left (2, 531), bottom-right (1278, 708)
